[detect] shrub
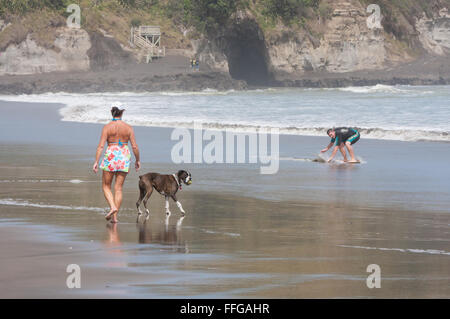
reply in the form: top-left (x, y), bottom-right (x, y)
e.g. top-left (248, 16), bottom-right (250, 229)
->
top-left (0, 0), bottom-right (66, 16)
top-left (261, 0), bottom-right (319, 25)
top-left (131, 17), bottom-right (141, 27)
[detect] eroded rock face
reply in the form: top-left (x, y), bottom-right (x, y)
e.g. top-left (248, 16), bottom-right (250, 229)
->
top-left (0, 27), bottom-right (90, 75)
top-left (191, 38), bottom-right (229, 73)
top-left (196, 2), bottom-right (387, 81)
top-left (267, 2), bottom-right (386, 76)
top-left (195, 11), bottom-right (272, 85)
top-left (416, 8), bottom-right (450, 56)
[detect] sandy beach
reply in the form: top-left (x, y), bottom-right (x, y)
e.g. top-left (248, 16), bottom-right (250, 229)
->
top-left (0, 100), bottom-right (449, 298)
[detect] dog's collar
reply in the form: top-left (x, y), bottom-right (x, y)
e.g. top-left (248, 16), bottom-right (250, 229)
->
top-left (172, 174), bottom-right (181, 190)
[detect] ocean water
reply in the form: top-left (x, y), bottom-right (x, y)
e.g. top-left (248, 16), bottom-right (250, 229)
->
top-left (0, 84), bottom-right (449, 142)
top-left (1, 85), bottom-right (450, 213)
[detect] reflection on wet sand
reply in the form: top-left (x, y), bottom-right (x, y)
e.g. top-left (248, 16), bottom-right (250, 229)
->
top-left (106, 223), bottom-right (121, 247)
top-left (137, 216), bottom-right (189, 253)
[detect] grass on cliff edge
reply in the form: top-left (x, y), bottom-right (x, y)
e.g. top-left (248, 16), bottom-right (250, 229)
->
top-left (1, 0), bottom-right (449, 54)
top-left (0, 0), bottom-right (189, 51)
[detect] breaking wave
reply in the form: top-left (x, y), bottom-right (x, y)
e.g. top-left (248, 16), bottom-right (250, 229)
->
top-left (1, 84), bottom-right (449, 142)
top-left (0, 198), bottom-right (105, 212)
top-left (338, 84), bottom-right (409, 94)
top-left (58, 114), bottom-right (450, 142)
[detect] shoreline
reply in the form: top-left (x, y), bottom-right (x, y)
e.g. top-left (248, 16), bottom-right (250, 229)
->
top-left (1, 99), bottom-right (450, 213)
top-left (1, 71), bottom-right (448, 95)
top-left (1, 87), bottom-right (450, 144)
top-left (1, 54), bottom-right (450, 94)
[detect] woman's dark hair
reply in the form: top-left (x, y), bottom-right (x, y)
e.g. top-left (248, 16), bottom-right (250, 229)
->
top-left (327, 128), bottom-right (333, 135)
top-left (111, 107), bottom-right (125, 118)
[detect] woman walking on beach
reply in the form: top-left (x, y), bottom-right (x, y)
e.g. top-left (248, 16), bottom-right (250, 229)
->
top-left (93, 103), bottom-right (140, 223)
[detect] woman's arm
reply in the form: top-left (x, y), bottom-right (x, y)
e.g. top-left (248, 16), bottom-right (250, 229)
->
top-left (93, 126), bottom-right (108, 173)
top-left (129, 127), bottom-right (140, 171)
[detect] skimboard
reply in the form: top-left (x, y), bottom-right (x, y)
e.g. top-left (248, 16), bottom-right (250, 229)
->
top-left (312, 157), bottom-right (326, 163)
top-left (281, 156), bottom-right (361, 164)
top-left (314, 158), bottom-right (360, 164)
top-left (331, 160), bottom-right (361, 164)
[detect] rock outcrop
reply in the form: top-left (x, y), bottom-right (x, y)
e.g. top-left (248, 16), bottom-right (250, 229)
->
top-left (194, 1), bottom-right (449, 85)
top-left (267, 2), bottom-right (386, 77)
top-left (0, 0), bottom-right (449, 89)
top-left (416, 8), bottom-right (450, 56)
top-left (0, 27), bottom-right (91, 75)
top-left (194, 1), bottom-right (390, 84)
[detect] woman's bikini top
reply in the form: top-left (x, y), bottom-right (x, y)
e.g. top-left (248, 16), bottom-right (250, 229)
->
top-left (108, 118), bottom-right (127, 147)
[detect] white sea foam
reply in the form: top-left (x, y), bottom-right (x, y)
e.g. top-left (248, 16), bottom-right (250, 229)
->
top-left (0, 179), bottom-right (85, 184)
top-left (0, 198), bottom-right (104, 212)
top-left (200, 229), bottom-right (241, 237)
top-left (338, 84), bottom-right (409, 94)
top-left (0, 179), bottom-right (58, 183)
top-left (338, 245), bottom-right (450, 256)
top-left (279, 157), bottom-right (314, 162)
top-left (1, 85), bottom-right (449, 142)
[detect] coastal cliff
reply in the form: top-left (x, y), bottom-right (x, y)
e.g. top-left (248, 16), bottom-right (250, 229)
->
top-left (195, 0), bottom-right (450, 85)
top-left (0, 0), bottom-right (449, 92)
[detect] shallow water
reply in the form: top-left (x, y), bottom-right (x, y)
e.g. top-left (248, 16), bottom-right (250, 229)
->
top-left (1, 100), bottom-right (450, 213)
top-left (1, 84), bottom-right (450, 141)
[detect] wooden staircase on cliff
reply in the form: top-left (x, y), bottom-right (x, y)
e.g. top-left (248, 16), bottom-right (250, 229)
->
top-left (130, 26), bottom-right (166, 63)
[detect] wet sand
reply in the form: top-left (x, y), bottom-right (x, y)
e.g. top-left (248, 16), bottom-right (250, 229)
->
top-left (0, 101), bottom-right (449, 298)
top-left (1, 183), bottom-right (449, 298)
top-left (1, 184), bottom-right (449, 298)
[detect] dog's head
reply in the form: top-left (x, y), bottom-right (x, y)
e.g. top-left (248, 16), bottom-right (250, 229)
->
top-left (177, 170), bottom-right (192, 185)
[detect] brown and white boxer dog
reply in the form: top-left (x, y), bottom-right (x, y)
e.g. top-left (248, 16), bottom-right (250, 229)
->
top-left (136, 170), bottom-right (192, 222)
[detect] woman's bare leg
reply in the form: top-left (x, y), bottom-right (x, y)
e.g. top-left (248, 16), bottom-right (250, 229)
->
top-left (103, 171), bottom-right (118, 220)
top-left (112, 172), bottom-right (128, 223)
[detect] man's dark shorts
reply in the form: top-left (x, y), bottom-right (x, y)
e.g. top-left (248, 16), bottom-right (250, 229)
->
top-left (346, 131), bottom-right (360, 145)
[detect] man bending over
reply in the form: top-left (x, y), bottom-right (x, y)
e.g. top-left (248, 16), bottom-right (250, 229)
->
top-left (321, 127), bottom-right (360, 163)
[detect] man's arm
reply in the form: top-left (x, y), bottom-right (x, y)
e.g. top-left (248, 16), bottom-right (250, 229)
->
top-left (327, 145), bottom-right (340, 162)
top-left (129, 127), bottom-right (140, 171)
top-left (93, 126), bottom-right (108, 173)
top-left (321, 142), bottom-right (334, 153)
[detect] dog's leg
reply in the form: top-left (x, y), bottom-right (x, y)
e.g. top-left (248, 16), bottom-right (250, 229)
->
top-left (176, 216), bottom-right (185, 230)
top-left (165, 214), bottom-right (170, 230)
top-left (171, 195), bottom-right (186, 216)
top-left (136, 186), bottom-right (146, 222)
top-left (142, 187), bottom-right (153, 220)
top-left (165, 196), bottom-right (171, 216)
